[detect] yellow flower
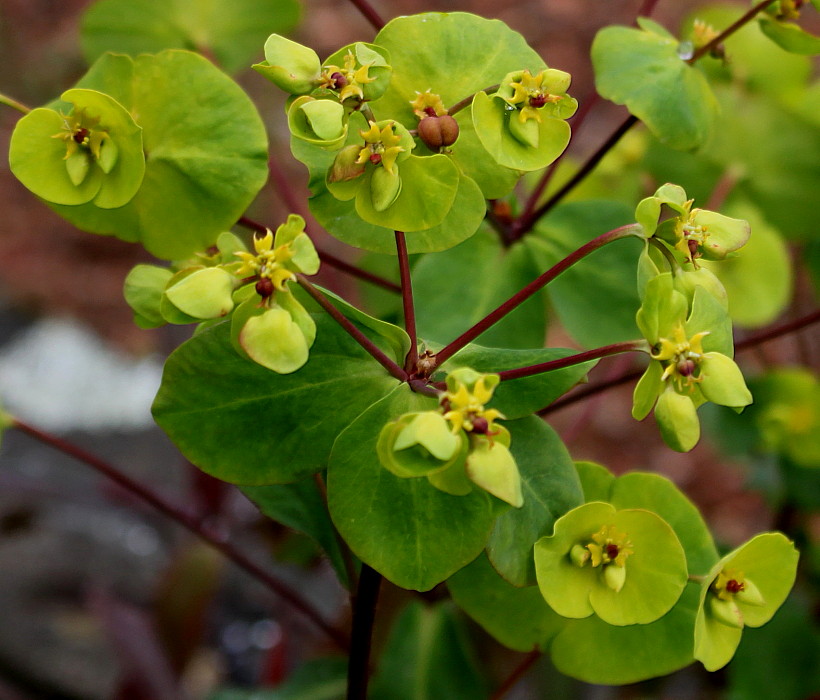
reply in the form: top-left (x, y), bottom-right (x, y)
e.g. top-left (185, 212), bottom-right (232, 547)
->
top-left (355, 121), bottom-right (406, 174)
top-left (51, 108), bottom-right (109, 160)
top-left (586, 524), bottom-right (634, 568)
top-left (505, 70), bottom-right (566, 123)
top-left (651, 323), bottom-right (710, 392)
top-left (319, 51), bottom-right (376, 102)
top-left (410, 90), bottom-right (447, 119)
top-left (235, 229), bottom-right (296, 291)
top-left (441, 375), bottom-right (504, 435)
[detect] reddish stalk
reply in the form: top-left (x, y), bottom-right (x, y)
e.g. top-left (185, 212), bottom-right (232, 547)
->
top-left (395, 231), bottom-right (418, 372)
top-left (346, 0), bottom-right (385, 30)
top-left (10, 418), bottom-right (350, 651)
top-left (496, 341), bottom-right (646, 382)
top-left (432, 224), bottom-right (640, 369)
top-left (489, 649), bottom-right (542, 700)
top-left (296, 275), bottom-right (407, 382)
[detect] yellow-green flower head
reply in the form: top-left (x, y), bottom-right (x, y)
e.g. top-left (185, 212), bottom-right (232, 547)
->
top-left (410, 90), bottom-right (447, 119)
top-left (319, 50), bottom-right (376, 102)
top-left (441, 369), bottom-right (504, 436)
top-left (356, 120), bottom-right (406, 175)
top-left (651, 323), bottom-right (711, 393)
top-left (500, 68), bottom-right (574, 123)
top-left (235, 229), bottom-right (297, 292)
top-left (52, 108), bottom-right (111, 163)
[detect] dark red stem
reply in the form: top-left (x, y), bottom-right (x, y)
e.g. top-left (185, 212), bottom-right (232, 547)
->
top-left (395, 231), bottom-right (418, 372)
top-left (296, 275), bottom-right (407, 382)
top-left (346, 564), bottom-right (382, 700)
top-left (489, 649), bottom-right (542, 700)
top-left (496, 341), bottom-right (645, 382)
top-left (10, 418), bottom-right (350, 651)
top-left (346, 0), bottom-right (385, 30)
top-left (432, 224), bottom-right (640, 368)
top-left (689, 0), bottom-right (774, 62)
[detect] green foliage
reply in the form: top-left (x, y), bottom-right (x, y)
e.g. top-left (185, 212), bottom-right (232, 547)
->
top-left (81, 0), bottom-right (300, 74)
top-left (5, 0), bottom-right (813, 695)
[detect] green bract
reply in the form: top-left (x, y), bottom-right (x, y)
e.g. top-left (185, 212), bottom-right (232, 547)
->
top-left (694, 532), bottom-right (799, 671)
top-left (534, 501), bottom-right (688, 625)
top-left (46, 51), bottom-right (269, 260)
top-left (633, 273), bottom-right (752, 452)
top-left (472, 68), bottom-right (577, 171)
top-left (377, 368), bottom-right (523, 507)
top-left (592, 22), bottom-right (719, 150)
top-left (635, 183), bottom-right (751, 265)
top-left (253, 34), bottom-right (322, 94)
top-left (9, 88), bottom-right (144, 208)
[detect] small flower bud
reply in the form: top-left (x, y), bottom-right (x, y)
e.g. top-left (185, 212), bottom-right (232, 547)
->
top-left (570, 543), bottom-right (590, 567)
top-left (604, 563), bottom-right (627, 593)
top-left (417, 114), bottom-right (460, 150)
top-left (255, 277), bottom-right (274, 299)
top-left (470, 416), bottom-right (489, 434)
top-left (330, 71), bottom-right (347, 89)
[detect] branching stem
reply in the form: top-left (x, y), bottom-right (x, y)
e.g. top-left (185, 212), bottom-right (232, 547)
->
top-left (10, 418), bottom-right (350, 651)
top-left (490, 649), bottom-right (542, 700)
top-left (296, 275), bottom-right (407, 381)
top-left (432, 224), bottom-right (641, 369)
top-left (496, 341), bottom-right (647, 382)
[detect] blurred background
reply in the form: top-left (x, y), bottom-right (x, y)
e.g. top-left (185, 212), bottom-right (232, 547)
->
top-left (0, 0), bottom-right (817, 698)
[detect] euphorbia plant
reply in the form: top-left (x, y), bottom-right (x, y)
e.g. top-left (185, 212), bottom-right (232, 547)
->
top-left (1, 0), bottom-right (817, 697)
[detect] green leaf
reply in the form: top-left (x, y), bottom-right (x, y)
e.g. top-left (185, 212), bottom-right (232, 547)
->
top-left (471, 91), bottom-right (572, 171)
top-left (152, 315), bottom-right (399, 484)
top-left (592, 25), bottom-right (718, 150)
top-left (369, 602), bottom-right (489, 700)
top-left (574, 461), bottom-right (615, 502)
top-left (439, 344), bottom-right (596, 419)
top-left (448, 553), bottom-right (566, 652)
top-left (550, 584), bottom-right (701, 684)
top-left (413, 227), bottom-right (547, 350)
top-left (527, 200), bottom-right (641, 348)
top-left (47, 51), bottom-right (268, 260)
top-left (327, 386), bottom-right (495, 590)
top-left (486, 417), bottom-right (582, 586)
top-left (372, 12), bottom-right (547, 198)
top-left (758, 16), bottom-right (820, 54)
top-left (80, 0), bottom-right (300, 74)
top-left (241, 479), bottom-right (352, 587)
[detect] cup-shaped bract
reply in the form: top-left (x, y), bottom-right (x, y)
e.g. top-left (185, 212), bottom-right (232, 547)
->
top-left (287, 96), bottom-right (348, 150)
top-left (123, 264), bottom-right (173, 329)
top-left (163, 267), bottom-right (236, 320)
top-left (10, 88), bottom-right (144, 208)
top-left (534, 502), bottom-right (688, 626)
top-left (377, 411), bottom-right (468, 479)
top-left (464, 429), bottom-right (523, 508)
top-left (471, 67), bottom-right (577, 172)
top-left (694, 532), bottom-right (799, 671)
top-left (319, 42), bottom-right (392, 103)
top-left (253, 34), bottom-right (321, 95)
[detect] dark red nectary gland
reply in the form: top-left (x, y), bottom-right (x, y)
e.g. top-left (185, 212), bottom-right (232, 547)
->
top-left (606, 543), bottom-right (619, 560)
top-left (529, 94), bottom-right (548, 108)
top-left (369, 153), bottom-right (382, 165)
top-left (73, 127), bottom-right (89, 143)
top-left (331, 72), bottom-right (347, 89)
top-left (726, 579), bottom-right (744, 594)
top-left (255, 277), bottom-right (274, 298)
top-left (471, 416), bottom-right (489, 434)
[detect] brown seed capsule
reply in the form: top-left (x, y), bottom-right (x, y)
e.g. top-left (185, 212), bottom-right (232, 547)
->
top-left (255, 277), bottom-right (274, 299)
top-left (677, 359), bottom-right (697, 377)
top-left (417, 114), bottom-right (460, 150)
